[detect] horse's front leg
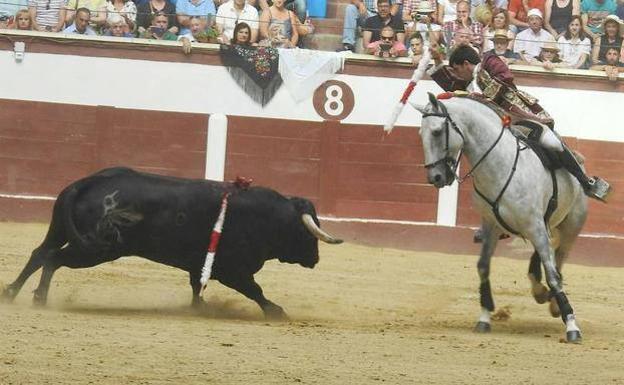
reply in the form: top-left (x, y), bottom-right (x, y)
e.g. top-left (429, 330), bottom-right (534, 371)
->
top-left (474, 221), bottom-right (502, 333)
top-left (529, 229), bottom-right (582, 343)
top-left (528, 250), bottom-right (550, 304)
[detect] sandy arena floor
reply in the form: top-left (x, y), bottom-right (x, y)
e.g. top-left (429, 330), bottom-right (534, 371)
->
top-left (1, 222), bottom-right (623, 384)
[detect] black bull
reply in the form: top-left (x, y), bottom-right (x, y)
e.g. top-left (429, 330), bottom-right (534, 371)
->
top-left (1, 167), bottom-right (342, 319)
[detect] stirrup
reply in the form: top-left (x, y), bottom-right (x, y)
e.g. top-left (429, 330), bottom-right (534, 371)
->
top-left (585, 177), bottom-right (612, 203)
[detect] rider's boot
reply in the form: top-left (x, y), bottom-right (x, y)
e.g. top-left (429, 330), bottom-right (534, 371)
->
top-left (558, 146), bottom-right (612, 203)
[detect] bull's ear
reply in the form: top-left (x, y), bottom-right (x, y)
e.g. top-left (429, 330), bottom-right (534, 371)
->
top-left (427, 92), bottom-right (438, 109)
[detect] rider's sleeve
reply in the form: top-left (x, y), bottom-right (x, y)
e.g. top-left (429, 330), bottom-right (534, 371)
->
top-left (429, 65), bottom-right (471, 92)
top-left (482, 53), bottom-right (515, 87)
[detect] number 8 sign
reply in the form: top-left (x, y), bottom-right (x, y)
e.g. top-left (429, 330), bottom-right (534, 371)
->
top-left (313, 80), bottom-right (355, 121)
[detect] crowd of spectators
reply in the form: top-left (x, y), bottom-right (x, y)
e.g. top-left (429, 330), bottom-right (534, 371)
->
top-left (340, 0), bottom-right (624, 78)
top-left (0, 0), bottom-right (622, 77)
top-left (0, 0), bottom-right (313, 48)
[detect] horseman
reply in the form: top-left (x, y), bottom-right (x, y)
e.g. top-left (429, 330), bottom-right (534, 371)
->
top-left (427, 44), bottom-right (611, 202)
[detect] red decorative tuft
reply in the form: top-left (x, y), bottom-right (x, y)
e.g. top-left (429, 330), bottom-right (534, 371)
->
top-left (502, 115), bottom-right (512, 127)
top-left (436, 92), bottom-right (455, 100)
top-left (233, 176), bottom-right (253, 190)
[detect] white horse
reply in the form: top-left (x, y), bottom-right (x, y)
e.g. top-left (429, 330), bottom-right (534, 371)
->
top-left (412, 93), bottom-right (587, 343)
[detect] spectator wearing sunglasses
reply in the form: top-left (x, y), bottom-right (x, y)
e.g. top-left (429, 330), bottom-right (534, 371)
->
top-left (28, 0), bottom-right (66, 32)
top-left (216, 0), bottom-right (259, 44)
top-left (363, 0), bottom-right (405, 51)
top-left (136, 0), bottom-right (177, 34)
top-left (366, 25), bottom-right (407, 58)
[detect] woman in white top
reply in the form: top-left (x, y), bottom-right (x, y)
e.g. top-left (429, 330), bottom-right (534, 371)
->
top-left (482, 9), bottom-right (515, 52)
top-left (557, 15), bottom-right (590, 69)
top-left (437, 0), bottom-right (458, 24)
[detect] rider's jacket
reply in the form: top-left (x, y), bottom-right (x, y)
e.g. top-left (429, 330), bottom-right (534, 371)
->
top-left (429, 53), bottom-right (554, 127)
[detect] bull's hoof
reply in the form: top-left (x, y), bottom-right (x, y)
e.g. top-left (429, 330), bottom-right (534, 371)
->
top-left (474, 321), bottom-right (491, 333)
top-left (549, 298), bottom-right (561, 318)
top-left (32, 290), bottom-right (47, 307)
top-left (1, 285), bottom-right (17, 303)
top-left (566, 330), bottom-right (582, 344)
top-left (531, 284), bottom-right (550, 304)
top-left (263, 304), bottom-right (289, 321)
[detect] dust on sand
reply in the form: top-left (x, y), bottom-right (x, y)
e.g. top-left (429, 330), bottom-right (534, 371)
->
top-left (1, 222), bottom-right (623, 385)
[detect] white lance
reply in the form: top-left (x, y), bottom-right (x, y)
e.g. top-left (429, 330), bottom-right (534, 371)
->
top-left (384, 48), bottom-right (431, 133)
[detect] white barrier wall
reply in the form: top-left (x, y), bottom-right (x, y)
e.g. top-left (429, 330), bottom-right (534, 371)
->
top-left (0, 51), bottom-right (623, 143)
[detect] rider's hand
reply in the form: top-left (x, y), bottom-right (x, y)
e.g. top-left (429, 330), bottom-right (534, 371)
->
top-left (429, 43), bottom-right (445, 65)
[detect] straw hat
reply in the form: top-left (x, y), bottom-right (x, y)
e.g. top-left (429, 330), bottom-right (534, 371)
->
top-left (541, 41), bottom-right (560, 52)
top-left (490, 29), bottom-right (512, 41)
top-left (415, 1), bottom-right (435, 14)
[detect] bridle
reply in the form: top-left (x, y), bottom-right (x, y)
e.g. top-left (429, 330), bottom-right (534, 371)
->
top-left (421, 102), bottom-right (465, 183)
top-left (421, 98), bottom-right (530, 236)
top-left (421, 101), bottom-right (506, 184)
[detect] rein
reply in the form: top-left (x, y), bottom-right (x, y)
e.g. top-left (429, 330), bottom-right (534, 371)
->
top-left (422, 102), bottom-right (507, 184)
top-left (423, 99), bottom-right (525, 235)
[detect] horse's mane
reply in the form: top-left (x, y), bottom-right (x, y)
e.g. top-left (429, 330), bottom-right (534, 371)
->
top-left (443, 96), bottom-right (505, 129)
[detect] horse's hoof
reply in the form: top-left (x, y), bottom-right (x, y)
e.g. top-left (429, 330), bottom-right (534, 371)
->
top-left (549, 298), bottom-right (561, 318)
top-left (566, 330), bottom-right (582, 344)
top-left (191, 298), bottom-right (206, 309)
top-left (531, 285), bottom-right (550, 304)
top-left (474, 321), bottom-right (491, 333)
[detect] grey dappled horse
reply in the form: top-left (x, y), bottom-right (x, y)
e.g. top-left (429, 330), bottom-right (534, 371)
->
top-left (412, 93), bottom-right (587, 343)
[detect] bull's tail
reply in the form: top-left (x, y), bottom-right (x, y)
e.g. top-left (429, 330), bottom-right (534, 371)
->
top-left (62, 168), bottom-right (142, 252)
top-left (61, 179), bottom-right (96, 252)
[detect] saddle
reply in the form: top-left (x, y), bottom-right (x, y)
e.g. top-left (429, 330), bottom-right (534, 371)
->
top-left (459, 94), bottom-right (562, 171)
top-left (457, 95), bottom-right (560, 234)
top-left (510, 120), bottom-right (563, 172)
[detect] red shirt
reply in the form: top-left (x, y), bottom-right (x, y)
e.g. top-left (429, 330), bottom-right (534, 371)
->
top-left (508, 0), bottom-right (546, 23)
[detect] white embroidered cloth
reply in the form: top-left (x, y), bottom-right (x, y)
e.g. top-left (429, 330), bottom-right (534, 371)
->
top-left (277, 48), bottom-right (345, 103)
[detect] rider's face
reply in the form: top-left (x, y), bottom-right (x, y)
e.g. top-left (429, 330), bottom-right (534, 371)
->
top-left (451, 61), bottom-right (475, 81)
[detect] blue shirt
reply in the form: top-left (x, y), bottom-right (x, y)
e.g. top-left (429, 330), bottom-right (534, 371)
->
top-left (0, 0), bottom-right (27, 20)
top-left (176, 0), bottom-right (216, 35)
top-left (580, 0), bottom-right (617, 34)
top-left (63, 23), bottom-right (97, 35)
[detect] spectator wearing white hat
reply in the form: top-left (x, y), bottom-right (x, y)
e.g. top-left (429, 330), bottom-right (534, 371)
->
top-left (581, 0), bottom-right (617, 39)
top-left (508, 0), bottom-right (546, 31)
top-left (513, 8), bottom-right (555, 62)
top-left (591, 14), bottom-right (623, 65)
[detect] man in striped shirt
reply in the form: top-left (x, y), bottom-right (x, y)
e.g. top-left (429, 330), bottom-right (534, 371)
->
top-left (28, 0), bottom-right (66, 32)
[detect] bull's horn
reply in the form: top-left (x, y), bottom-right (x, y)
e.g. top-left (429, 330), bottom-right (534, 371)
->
top-left (301, 214), bottom-right (343, 244)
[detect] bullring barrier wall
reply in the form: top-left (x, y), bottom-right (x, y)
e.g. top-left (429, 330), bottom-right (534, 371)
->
top-left (0, 31), bottom-right (623, 258)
